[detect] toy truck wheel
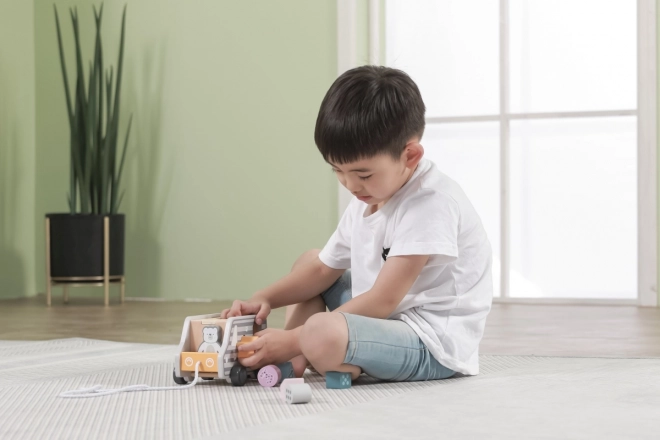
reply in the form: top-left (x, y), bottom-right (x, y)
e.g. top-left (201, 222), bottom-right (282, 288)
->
top-left (173, 369), bottom-right (189, 385)
top-left (230, 364), bottom-right (248, 386)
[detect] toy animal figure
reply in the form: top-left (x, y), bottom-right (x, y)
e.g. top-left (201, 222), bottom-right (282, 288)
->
top-left (198, 326), bottom-right (222, 353)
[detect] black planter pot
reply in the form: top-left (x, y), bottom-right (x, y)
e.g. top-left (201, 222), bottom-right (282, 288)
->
top-left (46, 213), bottom-right (125, 278)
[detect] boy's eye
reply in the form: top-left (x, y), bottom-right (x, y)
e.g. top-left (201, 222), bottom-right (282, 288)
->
top-left (359, 175), bottom-right (373, 180)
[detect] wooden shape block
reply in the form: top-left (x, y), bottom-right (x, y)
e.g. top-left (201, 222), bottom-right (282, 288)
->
top-left (279, 378), bottom-right (304, 402)
top-left (276, 361), bottom-right (295, 380)
top-left (236, 335), bottom-right (259, 359)
top-left (180, 352), bottom-right (219, 373)
top-left (237, 350), bottom-right (253, 359)
top-left (236, 342), bottom-right (254, 359)
top-left (285, 383), bottom-right (312, 404)
top-left (326, 371), bottom-right (352, 389)
top-left (257, 365), bottom-right (281, 387)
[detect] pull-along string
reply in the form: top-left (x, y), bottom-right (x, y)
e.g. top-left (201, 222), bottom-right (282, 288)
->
top-left (59, 361), bottom-right (202, 398)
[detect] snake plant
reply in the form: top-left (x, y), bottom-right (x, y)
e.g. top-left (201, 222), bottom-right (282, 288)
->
top-left (54, 3), bottom-right (131, 214)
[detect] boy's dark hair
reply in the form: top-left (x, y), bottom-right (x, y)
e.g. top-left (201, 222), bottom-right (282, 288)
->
top-left (314, 65), bottom-right (425, 165)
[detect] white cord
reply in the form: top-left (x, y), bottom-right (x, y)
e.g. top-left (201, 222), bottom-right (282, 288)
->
top-left (59, 362), bottom-right (202, 398)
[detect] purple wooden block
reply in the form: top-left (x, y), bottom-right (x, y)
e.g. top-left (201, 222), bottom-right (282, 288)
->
top-left (258, 365), bottom-right (281, 387)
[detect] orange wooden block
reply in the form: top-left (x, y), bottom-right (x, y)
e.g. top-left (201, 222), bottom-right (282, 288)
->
top-left (180, 352), bottom-right (219, 373)
top-left (237, 335), bottom-right (259, 359)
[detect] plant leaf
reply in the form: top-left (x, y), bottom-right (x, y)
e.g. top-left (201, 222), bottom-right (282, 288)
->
top-left (71, 6), bottom-right (92, 213)
top-left (53, 6), bottom-right (74, 130)
top-left (112, 113), bottom-right (132, 213)
top-left (113, 189), bottom-right (125, 214)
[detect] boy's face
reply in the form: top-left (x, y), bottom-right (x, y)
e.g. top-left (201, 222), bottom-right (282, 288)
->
top-left (328, 141), bottom-right (424, 209)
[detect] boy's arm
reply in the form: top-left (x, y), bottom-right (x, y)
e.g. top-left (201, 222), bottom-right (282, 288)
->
top-left (252, 257), bottom-right (346, 309)
top-left (334, 254), bottom-right (430, 319)
top-left (232, 258), bottom-right (344, 369)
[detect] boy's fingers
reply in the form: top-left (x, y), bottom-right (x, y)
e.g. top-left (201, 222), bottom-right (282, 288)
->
top-left (255, 328), bottom-right (273, 337)
top-left (255, 303), bottom-right (271, 325)
top-left (223, 301), bottom-right (267, 320)
top-left (239, 348), bottom-right (264, 368)
top-left (227, 300), bottom-right (244, 317)
top-left (239, 354), bottom-right (257, 368)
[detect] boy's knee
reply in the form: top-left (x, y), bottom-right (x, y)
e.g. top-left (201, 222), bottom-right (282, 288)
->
top-left (300, 312), bottom-right (347, 361)
top-left (291, 248), bottom-right (321, 271)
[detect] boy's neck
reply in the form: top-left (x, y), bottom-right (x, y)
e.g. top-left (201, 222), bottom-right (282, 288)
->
top-left (371, 163), bottom-right (419, 214)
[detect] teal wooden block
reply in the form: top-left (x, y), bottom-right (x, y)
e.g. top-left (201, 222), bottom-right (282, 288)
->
top-left (326, 371), bottom-right (351, 389)
top-left (276, 361), bottom-right (295, 382)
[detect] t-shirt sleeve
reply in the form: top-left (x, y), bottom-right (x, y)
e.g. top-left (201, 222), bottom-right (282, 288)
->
top-left (318, 202), bottom-right (354, 269)
top-left (388, 190), bottom-right (459, 264)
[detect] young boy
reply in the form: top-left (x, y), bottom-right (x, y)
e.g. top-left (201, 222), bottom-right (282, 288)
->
top-left (221, 66), bottom-right (493, 381)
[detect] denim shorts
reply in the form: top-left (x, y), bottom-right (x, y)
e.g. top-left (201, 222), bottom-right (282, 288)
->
top-left (321, 270), bottom-right (456, 382)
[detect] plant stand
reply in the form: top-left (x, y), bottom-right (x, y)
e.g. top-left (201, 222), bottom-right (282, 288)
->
top-left (45, 216), bottom-right (125, 307)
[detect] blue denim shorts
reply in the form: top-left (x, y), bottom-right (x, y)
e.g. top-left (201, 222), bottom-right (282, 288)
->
top-left (321, 270), bottom-right (456, 382)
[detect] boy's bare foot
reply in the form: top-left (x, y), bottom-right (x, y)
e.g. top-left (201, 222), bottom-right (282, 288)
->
top-left (290, 354), bottom-right (309, 377)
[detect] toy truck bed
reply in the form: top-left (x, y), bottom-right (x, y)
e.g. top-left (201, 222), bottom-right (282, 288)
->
top-left (173, 313), bottom-right (266, 386)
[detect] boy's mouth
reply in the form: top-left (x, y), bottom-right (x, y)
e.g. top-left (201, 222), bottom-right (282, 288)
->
top-left (357, 195), bottom-right (372, 202)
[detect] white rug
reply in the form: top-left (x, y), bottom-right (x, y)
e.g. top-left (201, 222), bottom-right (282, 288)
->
top-left (0, 338), bottom-right (657, 439)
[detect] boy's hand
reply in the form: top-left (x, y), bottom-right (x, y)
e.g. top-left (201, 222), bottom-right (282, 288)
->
top-left (220, 299), bottom-right (271, 325)
top-left (237, 328), bottom-right (299, 369)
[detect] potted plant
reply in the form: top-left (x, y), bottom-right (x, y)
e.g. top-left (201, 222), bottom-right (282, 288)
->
top-left (46, 4), bottom-right (131, 306)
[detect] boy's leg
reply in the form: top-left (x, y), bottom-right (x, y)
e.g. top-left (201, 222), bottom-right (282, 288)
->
top-left (283, 249), bottom-right (335, 376)
top-left (284, 249), bottom-right (327, 330)
top-left (300, 312), bottom-right (362, 379)
top-left (300, 312), bottom-right (455, 382)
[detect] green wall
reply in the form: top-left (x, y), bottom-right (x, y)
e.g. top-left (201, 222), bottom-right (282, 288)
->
top-left (0, 0), bottom-right (658, 305)
top-left (34, 0), bottom-right (338, 300)
top-left (0, 1), bottom-right (36, 300)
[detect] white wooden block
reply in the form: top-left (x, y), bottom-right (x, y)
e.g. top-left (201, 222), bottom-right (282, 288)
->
top-left (279, 378), bottom-right (305, 402)
top-left (285, 383), bottom-right (312, 404)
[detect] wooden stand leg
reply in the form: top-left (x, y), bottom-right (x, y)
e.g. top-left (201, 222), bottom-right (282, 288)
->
top-left (63, 286), bottom-right (69, 304)
top-left (45, 218), bottom-right (51, 307)
top-left (121, 277), bottom-right (125, 304)
top-left (104, 216), bottom-right (110, 307)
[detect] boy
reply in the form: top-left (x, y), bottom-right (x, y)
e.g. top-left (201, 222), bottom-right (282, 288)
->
top-left (221, 66), bottom-right (492, 381)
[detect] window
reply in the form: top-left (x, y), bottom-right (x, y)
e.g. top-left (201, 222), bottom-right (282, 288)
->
top-left (337, 0), bottom-right (657, 305)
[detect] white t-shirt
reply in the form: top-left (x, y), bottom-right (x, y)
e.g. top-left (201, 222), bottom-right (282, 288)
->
top-left (319, 158), bottom-right (493, 375)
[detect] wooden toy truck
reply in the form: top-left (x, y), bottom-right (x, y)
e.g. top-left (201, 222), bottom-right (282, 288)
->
top-left (172, 313), bottom-right (266, 386)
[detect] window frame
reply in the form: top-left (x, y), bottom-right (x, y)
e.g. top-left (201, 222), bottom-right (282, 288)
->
top-left (336, 0), bottom-right (657, 306)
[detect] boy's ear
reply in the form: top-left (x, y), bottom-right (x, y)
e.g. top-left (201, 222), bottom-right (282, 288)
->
top-left (402, 141), bottom-right (424, 169)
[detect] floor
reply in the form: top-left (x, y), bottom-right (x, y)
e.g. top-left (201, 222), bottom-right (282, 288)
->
top-left (3, 295), bottom-right (658, 440)
top-left (6, 338), bottom-right (658, 439)
top-left (1, 294), bottom-right (660, 358)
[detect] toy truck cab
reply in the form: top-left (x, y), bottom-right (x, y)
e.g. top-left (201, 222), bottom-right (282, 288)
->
top-left (173, 313), bottom-right (266, 386)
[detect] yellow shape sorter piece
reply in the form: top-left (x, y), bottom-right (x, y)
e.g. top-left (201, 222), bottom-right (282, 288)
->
top-left (180, 352), bottom-right (219, 373)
